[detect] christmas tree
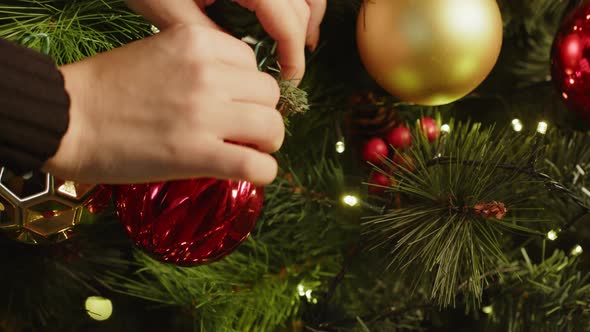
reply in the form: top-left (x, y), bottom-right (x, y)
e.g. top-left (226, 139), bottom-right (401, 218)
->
top-left (2, 0), bottom-right (590, 331)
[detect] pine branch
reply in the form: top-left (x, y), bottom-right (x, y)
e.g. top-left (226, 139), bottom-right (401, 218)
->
top-left (485, 249), bottom-right (590, 332)
top-left (364, 122), bottom-right (551, 308)
top-left (0, 0), bottom-right (149, 64)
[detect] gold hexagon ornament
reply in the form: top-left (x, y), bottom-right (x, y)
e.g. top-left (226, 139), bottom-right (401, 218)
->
top-left (0, 168), bottom-right (98, 244)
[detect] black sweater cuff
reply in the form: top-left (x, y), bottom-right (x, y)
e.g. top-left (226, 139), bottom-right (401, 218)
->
top-left (0, 39), bottom-right (70, 175)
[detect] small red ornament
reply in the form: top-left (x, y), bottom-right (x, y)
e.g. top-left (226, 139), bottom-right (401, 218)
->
top-left (551, 2), bottom-right (590, 122)
top-left (393, 152), bottom-right (415, 173)
top-left (385, 126), bottom-right (412, 149)
top-left (368, 172), bottom-right (391, 195)
top-left (362, 138), bottom-right (389, 164)
top-left (115, 179), bottom-right (263, 266)
top-left (420, 117), bottom-right (439, 142)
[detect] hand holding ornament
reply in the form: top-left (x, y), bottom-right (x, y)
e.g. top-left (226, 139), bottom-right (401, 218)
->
top-left (48, 25), bottom-right (284, 185)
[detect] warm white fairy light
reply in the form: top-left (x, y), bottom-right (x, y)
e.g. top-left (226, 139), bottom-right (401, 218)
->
top-left (537, 121), bottom-right (548, 135)
top-left (335, 141), bottom-right (346, 154)
top-left (571, 245), bottom-right (583, 256)
top-left (547, 230), bottom-right (558, 241)
top-left (343, 195), bottom-right (359, 207)
top-left (511, 119), bottom-right (523, 132)
top-left (296, 284), bottom-right (317, 303)
top-left (297, 284), bottom-right (305, 296)
top-left (440, 124), bottom-right (451, 133)
top-left (482, 305), bottom-right (493, 315)
top-left (85, 296), bottom-right (113, 321)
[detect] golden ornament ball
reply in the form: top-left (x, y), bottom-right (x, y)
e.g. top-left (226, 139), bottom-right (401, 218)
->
top-left (356, 0), bottom-right (503, 106)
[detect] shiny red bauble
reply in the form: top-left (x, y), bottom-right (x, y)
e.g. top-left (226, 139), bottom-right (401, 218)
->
top-left (84, 185), bottom-right (113, 214)
top-left (115, 179), bottom-right (263, 266)
top-left (420, 117), bottom-right (440, 142)
top-left (368, 172), bottom-right (391, 195)
top-left (385, 126), bottom-right (412, 149)
top-left (362, 138), bottom-right (389, 164)
top-left (551, 2), bottom-right (590, 123)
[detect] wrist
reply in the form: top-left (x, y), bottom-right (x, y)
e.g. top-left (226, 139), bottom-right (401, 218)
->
top-left (43, 62), bottom-right (93, 177)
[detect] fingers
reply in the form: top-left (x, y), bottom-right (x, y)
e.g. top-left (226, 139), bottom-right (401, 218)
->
top-left (198, 141), bottom-right (279, 185)
top-left (234, 0), bottom-right (307, 84)
top-left (214, 102), bottom-right (285, 153)
top-left (215, 66), bottom-right (280, 106)
top-left (198, 27), bottom-right (258, 68)
top-left (304, 0), bottom-right (327, 51)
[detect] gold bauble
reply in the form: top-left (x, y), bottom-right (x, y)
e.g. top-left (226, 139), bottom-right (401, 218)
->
top-left (0, 168), bottom-right (98, 244)
top-left (357, 0), bottom-right (503, 106)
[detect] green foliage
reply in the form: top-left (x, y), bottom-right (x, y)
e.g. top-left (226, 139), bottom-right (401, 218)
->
top-left (365, 122), bottom-right (548, 308)
top-left (0, 0), bottom-right (148, 64)
top-left (485, 249), bottom-right (590, 332)
top-left (106, 247), bottom-right (303, 332)
top-left (2, 0), bottom-right (590, 331)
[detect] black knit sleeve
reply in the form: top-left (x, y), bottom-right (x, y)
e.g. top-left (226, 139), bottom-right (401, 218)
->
top-left (0, 39), bottom-right (70, 175)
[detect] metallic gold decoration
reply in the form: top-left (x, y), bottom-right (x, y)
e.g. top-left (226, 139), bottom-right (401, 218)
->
top-left (356, 0), bottom-right (503, 106)
top-left (0, 168), bottom-right (97, 244)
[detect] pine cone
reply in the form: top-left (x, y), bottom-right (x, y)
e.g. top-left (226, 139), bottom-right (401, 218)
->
top-left (344, 91), bottom-right (399, 141)
top-left (474, 201), bottom-right (508, 220)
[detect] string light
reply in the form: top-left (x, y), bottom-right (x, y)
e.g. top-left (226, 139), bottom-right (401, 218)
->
top-left (511, 119), bottom-right (523, 132)
top-left (85, 296), bottom-right (113, 321)
top-left (571, 245), bottom-right (583, 256)
top-left (297, 284), bottom-right (305, 296)
top-left (296, 284), bottom-right (318, 304)
top-left (335, 141), bottom-right (346, 154)
top-left (537, 121), bottom-right (548, 135)
top-left (482, 305), bottom-right (493, 315)
top-left (342, 194), bottom-right (359, 207)
top-left (440, 124), bottom-right (451, 133)
top-left (547, 230), bottom-right (559, 241)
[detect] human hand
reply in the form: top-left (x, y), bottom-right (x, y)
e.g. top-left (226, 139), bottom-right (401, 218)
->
top-left (45, 25), bottom-right (283, 185)
top-left (125, 0), bottom-right (327, 84)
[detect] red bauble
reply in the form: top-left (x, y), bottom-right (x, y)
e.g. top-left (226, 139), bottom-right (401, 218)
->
top-left (84, 185), bottom-right (113, 214)
top-left (385, 126), bottom-right (412, 149)
top-left (420, 117), bottom-right (440, 142)
top-left (368, 172), bottom-right (391, 195)
top-left (362, 138), bottom-right (389, 164)
top-left (115, 179), bottom-right (263, 266)
top-left (551, 2), bottom-right (590, 122)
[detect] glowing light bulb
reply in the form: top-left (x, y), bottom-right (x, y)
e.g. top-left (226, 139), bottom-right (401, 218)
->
top-left (335, 141), bottom-right (346, 154)
top-left (482, 305), bottom-right (493, 315)
top-left (511, 119), bottom-right (523, 132)
top-left (297, 284), bottom-right (305, 296)
top-left (440, 124), bottom-right (451, 133)
top-left (537, 121), bottom-right (548, 135)
top-left (572, 245), bottom-right (583, 256)
top-left (343, 195), bottom-right (359, 207)
top-left (85, 296), bottom-right (113, 321)
top-left (547, 230), bottom-right (558, 241)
